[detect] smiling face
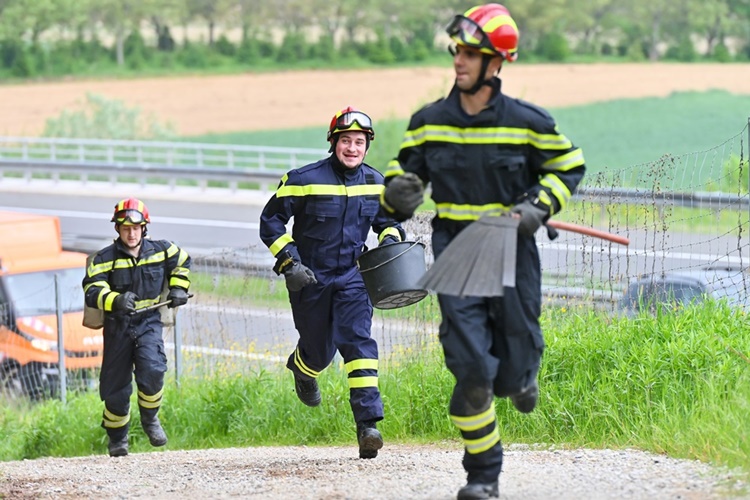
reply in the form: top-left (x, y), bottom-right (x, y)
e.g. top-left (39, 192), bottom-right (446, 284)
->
top-left (334, 130), bottom-right (368, 169)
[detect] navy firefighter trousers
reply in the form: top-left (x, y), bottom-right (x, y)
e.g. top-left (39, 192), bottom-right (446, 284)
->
top-left (286, 266), bottom-right (382, 424)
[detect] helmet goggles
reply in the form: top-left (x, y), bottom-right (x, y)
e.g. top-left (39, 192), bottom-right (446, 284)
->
top-left (334, 111), bottom-right (373, 133)
top-left (446, 15), bottom-right (496, 55)
top-left (113, 209), bottom-right (147, 225)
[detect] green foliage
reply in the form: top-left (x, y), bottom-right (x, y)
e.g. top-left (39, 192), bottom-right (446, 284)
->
top-left (276, 32), bottom-right (307, 63)
top-left (409, 39), bottom-right (431, 62)
top-left (236, 37), bottom-right (262, 64)
top-left (42, 93), bottom-right (177, 140)
top-left (535, 32), bottom-right (570, 62)
top-left (720, 155), bottom-right (749, 194)
top-left (366, 44), bottom-right (396, 64)
top-left (1, 305), bottom-right (748, 475)
top-left (310, 34), bottom-right (336, 62)
top-left (712, 43), bottom-right (731, 63)
top-left (213, 35), bottom-right (236, 57)
top-left (177, 40), bottom-right (213, 68)
top-left (625, 41), bottom-right (647, 61)
top-left (665, 35), bottom-right (697, 62)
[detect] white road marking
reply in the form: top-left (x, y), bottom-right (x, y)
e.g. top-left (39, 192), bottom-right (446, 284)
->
top-left (0, 206), bottom-right (259, 229)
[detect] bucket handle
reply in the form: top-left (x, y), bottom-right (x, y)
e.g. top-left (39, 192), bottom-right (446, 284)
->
top-left (360, 242), bottom-right (421, 272)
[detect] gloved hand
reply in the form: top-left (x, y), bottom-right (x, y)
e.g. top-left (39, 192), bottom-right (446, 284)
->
top-left (113, 291), bottom-right (138, 314)
top-left (167, 287), bottom-right (189, 308)
top-left (379, 235), bottom-right (400, 246)
top-left (511, 199), bottom-right (550, 236)
top-left (283, 261), bottom-right (317, 292)
top-left (382, 173), bottom-right (424, 222)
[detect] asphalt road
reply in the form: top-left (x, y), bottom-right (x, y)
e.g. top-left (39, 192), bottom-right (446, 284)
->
top-left (2, 181), bottom-right (747, 284)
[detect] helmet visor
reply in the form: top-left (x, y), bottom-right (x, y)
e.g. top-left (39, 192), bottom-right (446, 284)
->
top-left (113, 209), bottom-right (146, 225)
top-left (335, 111), bottom-right (373, 132)
top-left (446, 15), bottom-right (495, 54)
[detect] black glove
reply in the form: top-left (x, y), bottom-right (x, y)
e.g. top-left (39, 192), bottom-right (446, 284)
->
top-left (167, 287), bottom-right (189, 309)
top-left (113, 291), bottom-right (138, 314)
top-left (382, 173), bottom-right (424, 222)
top-left (511, 199), bottom-right (550, 236)
top-left (283, 261), bottom-right (317, 292)
top-left (379, 235), bottom-right (400, 246)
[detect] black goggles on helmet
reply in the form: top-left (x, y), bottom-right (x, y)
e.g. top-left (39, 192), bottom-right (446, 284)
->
top-left (446, 15), bottom-right (495, 54)
top-left (113, 209), bottom-right (146, 225)
top-left (335, 111), bottom-right (373, 132)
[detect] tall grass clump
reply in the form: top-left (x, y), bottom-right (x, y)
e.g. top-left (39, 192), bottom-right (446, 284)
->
top-left (42, 93), bottom-right (176, 140)
top-left (0, 302), bottom-right (747, 477)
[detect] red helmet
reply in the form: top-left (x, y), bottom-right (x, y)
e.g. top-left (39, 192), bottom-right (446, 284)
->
top-left (446, 3), bottom-right (519, 62)
top-left (111, 197), bottom-right (150, 225)
top-left (327, 106), bottom-right (375, 143)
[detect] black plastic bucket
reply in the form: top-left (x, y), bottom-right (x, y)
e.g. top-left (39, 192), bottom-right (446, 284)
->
top-left (357, 241), bottom-right (428, 310)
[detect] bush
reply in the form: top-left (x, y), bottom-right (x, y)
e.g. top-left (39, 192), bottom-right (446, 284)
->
top-left (410, 39), bottom-right (430, 62)
top-left (236, 37), bottom-right (261, 64)
top-left (177, 41), bottom-right (212, 68)
top-left (665, 36), bottom-right (696, 62)
top-left (276, 32), bottom-right (307, 63)
top-left (535, 32), bottom-right (570, 62)
top-left (310, 34), bottom-right (336, 62)
top-left (712, 43), bottom-right (731, 63)
top-left (214, 35), bottom-right (236, 57)
top-left (42, 93), bottom-right (176, 140)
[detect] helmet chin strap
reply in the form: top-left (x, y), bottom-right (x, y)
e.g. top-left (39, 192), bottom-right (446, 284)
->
top-left (459, 54), bottom-right (497, 95)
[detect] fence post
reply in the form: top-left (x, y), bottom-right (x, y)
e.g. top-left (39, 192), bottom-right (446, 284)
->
top-left (173, 312), bottom-right (183, 388)
top-left (54, 274), bottom-right (67, 403)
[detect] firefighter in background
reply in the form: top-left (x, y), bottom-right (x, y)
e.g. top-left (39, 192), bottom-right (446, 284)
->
top-left (82, 198), bottom-right (191, 457)
top-left (380, 4), bottom-right (586, 499)
top-left (259, 107), bottom-right (405, 459)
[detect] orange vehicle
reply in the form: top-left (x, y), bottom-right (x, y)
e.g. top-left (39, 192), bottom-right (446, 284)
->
top-left (0, 211), bottom-right (102, 399)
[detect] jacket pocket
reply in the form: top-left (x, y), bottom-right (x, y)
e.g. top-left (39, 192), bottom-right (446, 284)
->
top-left (303, 197), bottom-right (344, 240)
top-left (486, 154), bottom-right (528, 203)
top-left (141, 266), bottom-right (164, 298)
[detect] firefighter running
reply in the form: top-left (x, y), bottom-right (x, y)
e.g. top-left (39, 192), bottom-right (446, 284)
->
top-left (380, 4), bottom-right (586, 499)
top-left (82, 198), bottom-right (192, 457)
top-left (259, 107), bottom-right (405, 459)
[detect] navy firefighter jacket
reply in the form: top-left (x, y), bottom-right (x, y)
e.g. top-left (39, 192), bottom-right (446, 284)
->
top-left (83, 238), bottom-right (191, 316)
top-left (384, 78), bottom-right (586, 237)
top-left (259, 156), bottom-right (405, 281)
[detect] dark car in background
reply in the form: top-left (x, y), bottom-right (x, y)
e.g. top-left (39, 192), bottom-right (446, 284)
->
top-left (618, 266), bottom-right (750, 316)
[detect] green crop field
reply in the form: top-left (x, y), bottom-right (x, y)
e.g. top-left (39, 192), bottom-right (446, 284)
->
top-left (188, 90), bottom-right (750, 190)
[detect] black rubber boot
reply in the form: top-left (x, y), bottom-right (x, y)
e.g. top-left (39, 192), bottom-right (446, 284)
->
top-left (294, 374), bottom-right (321, 407)
top-left (357, 421), bottom-right (383, 459)
top-left (108, 435), bottom-right (129, 457)
top-left (457, 481), bottom-right (499, 500)
top-left (510, 378), bottom-right (538, 414)
top-left (142, 417), bottom-right (168, 447)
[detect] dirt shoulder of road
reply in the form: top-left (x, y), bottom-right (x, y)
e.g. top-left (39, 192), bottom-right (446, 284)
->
top-left (0, 443), bottom-right (746, 499)
top-left (2, 63), bottom-right (750, 137)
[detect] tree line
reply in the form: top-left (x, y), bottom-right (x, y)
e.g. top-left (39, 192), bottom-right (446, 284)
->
top-left (0, 0), bottom-right (748, 78)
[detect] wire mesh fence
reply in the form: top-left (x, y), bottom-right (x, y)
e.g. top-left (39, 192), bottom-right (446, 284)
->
top-left (1, 123), bottom-right (748, 402)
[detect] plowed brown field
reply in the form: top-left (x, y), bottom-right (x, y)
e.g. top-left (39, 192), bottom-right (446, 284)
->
top-left (2, 63), bottom-right (749, 136)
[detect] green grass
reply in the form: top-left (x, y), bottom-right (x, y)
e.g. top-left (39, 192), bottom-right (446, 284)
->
top-left (187, 90), bottom-right (750, 191)
top-left (1, 302), bottom-right (748, 479)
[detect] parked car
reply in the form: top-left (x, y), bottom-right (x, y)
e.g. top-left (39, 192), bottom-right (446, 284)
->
top-left (0, 211), bottom-right (102, 400)
top-left (618, 266), bottom-right (750, 316)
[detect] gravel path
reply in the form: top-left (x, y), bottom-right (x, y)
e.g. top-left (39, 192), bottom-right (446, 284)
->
top-left (1, 443), bottom-right (747, 499)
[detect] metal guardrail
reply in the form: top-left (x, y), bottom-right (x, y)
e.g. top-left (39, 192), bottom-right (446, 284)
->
top-left (0, 136), bottom-right (748, 208)
top-left (0, 136), bottom-right (328, 193)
